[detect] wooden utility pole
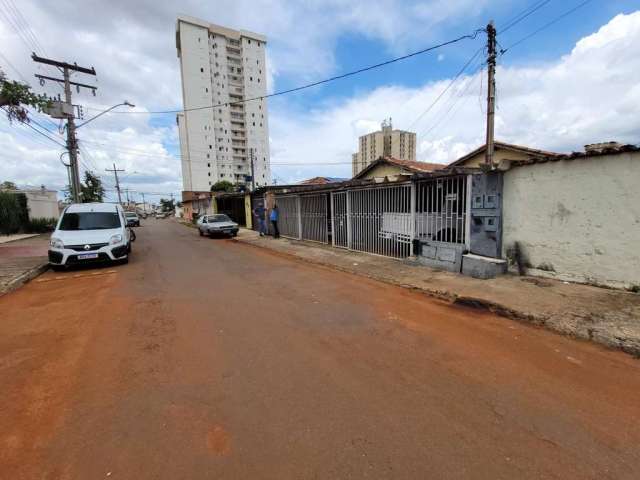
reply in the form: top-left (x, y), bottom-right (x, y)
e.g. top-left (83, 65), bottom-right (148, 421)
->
top-left (105, 163), bottom-right (124, 205)
top-left (484, 21), bottom-right (497, 167)
top-left (32, 55), bottom-right (96, 203)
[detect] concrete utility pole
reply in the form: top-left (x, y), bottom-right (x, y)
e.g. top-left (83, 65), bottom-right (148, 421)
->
top-left (105, 163), bottom-right (124, 205)
top-left (141, 193), bottom-right (146, 213)
top-left (249, 148), bottom-right (256, 191)
top-left (484, 21), bottom-right (497, 167)
top-left (32, 55), bottom-right (97, 203)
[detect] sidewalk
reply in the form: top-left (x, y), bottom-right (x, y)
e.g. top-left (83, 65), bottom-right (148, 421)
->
top-left (234, 228), bottom-right (640, 357)
top-left (0, 234), bottom-right (49, 295)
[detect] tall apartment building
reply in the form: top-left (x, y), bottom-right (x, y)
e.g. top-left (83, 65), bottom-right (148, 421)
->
top-left (176, 15), bottom-right (271, 193)
top-left (351, 119), bottom-right (416, 176)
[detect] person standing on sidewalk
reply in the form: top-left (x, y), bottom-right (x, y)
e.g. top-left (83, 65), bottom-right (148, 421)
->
top-left (253, 204), bottom-right (267, 236)
top-left (270, 204), bottom-right (280, 239)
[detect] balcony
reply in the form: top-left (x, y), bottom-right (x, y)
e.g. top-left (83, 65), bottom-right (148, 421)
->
top-left (226, 46), bottom-right (241, 56)
top-left (230, 111), bottom-right (244, 120)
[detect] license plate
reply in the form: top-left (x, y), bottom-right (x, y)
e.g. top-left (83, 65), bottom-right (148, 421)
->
top-left (77, 253), bottom-right (99, 260)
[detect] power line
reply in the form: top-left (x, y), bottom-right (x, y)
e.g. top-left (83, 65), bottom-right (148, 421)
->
top-left (84, 28), bottom-right (485, 116)
top-left (499, 0), bottom-right (553, 34)
top-left (1, 0), bottom-right (46, 55)
top-left (501, 0), bottom-right (593, 54)
top-left (407, 46), bottom-right (483, 131)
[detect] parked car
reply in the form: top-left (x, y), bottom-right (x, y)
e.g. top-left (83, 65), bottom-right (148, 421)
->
top-left (155, 211), bottom-right (168, 219)
top-left (197, 214), bottom-right (239, 237)
top-left (48, 202), bottom-right (132, 270)
top-left (125, 211), bottom-right (140, 227)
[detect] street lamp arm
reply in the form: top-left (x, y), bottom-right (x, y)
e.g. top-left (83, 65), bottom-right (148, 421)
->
top-left (76, 101), bottom-right (135, 128)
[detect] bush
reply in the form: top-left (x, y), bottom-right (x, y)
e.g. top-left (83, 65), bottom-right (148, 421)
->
top-left (0, 191), bottom-right (28, 234)
top-left (26, 217), bottom-right (57, 233)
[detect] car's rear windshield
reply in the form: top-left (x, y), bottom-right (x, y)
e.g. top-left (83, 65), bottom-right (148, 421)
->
top-left (125, 212), bottom-right (137, 217)
top-left (209, 214), bottom-right (231, 223)
top-left (59, 212), bottom-right (121, 230)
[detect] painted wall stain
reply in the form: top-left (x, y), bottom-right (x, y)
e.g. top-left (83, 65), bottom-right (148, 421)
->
top-left (206, 425), bottom-right (231, 456)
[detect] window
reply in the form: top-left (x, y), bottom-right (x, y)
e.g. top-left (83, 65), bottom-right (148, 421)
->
top-left (207, 153), bottom-right (210, 159)
top-left (205, 88), bottom-right (208, 92)
top-left (209, 145), bottom-right (212, 149)
top-left (257, 78), bottom-right (260, 83)
top-left (59, 212), bottom-right (121, 230)
top-left (200, 67), bottom-right (204, 73)
top-left (208, 163), bottom-right (210, 167)
top-left (250, 77), bottom-right (253, 81)
top-left (252, 122), bottom-right (255, 126)
top-left (208, 172), bottom-right (210, 176)
top-left (248, 39), bottom-right (251, 44)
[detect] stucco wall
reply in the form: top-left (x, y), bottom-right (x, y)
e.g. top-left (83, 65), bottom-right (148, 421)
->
top-left (24, 190), bottom-right (59, 219)
top-left (359, 164), bottom-right (409, 179)
top-left (502, 152), bottom-right (640, 288)
top-left (458, 148), bottom-right (535, 168)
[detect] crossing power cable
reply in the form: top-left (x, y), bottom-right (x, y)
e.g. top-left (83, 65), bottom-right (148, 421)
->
top-left (83, 28), bottom-right (486, 115)
top-left (500, 0), bottom-right (593, 54)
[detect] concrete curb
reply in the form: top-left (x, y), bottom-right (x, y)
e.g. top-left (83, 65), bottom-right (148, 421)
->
top-left (232, 234), bottom-right (640, 358)
top-left (0, 234), bottom-right (40, 245)
top-left (0, 262), bottom-right (49, 297)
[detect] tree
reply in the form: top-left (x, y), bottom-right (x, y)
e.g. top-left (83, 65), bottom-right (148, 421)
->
top-left (80, 171), bottom-right (105, 203)
top-left (0, 69), bottom-right (51, 123)
top-left (160, 198), bottom-right (175, 212)
top-left (210, 180), bottom-right (234, 193)
top-left (0, 181), bottom-right (18, 191)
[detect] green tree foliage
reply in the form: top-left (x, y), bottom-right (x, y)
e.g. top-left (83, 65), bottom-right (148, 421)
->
top-left (210, 180), bottom-right (234, 193)
top-left (0, 69), bottom-right (51, 123)
top-left (0, 180), bottom-right (18, 191)
top-left (0, 191), bottom-right (29, 234)
top-left (160, 198), bottom-right (175, 212)
top-left (80, 171), bottom-right (105, 203)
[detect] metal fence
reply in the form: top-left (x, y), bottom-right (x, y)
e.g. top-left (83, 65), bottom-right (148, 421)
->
top-left (331, 191), bottom-right (348, 248)
top-left (300, 194), bottom-right (328, 243)
top-left (331, 184), bottom-right (413, 258)
top-left (275, 195), bottom-right (300, 239)
top-left (415, 175), bottom-right (468, 245)
top-left (273, 175), bottom-right (469, 260)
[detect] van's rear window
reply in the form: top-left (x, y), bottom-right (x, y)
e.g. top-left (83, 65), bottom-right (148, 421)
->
top-left (59, 212), bottom-right (121, 230)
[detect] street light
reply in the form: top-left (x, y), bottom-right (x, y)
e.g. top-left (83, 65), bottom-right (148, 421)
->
top-left (76, 101), bottom-right (135, 128)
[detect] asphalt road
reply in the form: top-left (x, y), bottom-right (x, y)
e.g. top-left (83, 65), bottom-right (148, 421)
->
top-left (1, 219), bottom-right (639, 479)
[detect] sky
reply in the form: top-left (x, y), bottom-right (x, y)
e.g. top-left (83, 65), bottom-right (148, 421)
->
top-left (0, 0), bottom-right (639, 203)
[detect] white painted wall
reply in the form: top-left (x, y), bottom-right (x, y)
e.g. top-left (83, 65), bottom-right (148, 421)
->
top-left (24, 189), bottom-right (59, 219)
top-left (502, 152), bottom-right (640, 288)
top-left (177, 16), bottom-right (271, 191)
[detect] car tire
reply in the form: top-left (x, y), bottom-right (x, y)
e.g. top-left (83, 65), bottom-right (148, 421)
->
top-left (199, 229), bottom-right (203, 236)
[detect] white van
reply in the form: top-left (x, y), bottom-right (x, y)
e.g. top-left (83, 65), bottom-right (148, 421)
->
top-left (48, 203), bottom-right (132, 269)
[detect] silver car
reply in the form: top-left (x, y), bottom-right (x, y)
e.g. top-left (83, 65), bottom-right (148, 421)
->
top-left (197, 214), bottom-right (239, 237)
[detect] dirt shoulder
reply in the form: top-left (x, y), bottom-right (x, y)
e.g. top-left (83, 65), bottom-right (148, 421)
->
top-left (232, 228), bottom-right (640, 357)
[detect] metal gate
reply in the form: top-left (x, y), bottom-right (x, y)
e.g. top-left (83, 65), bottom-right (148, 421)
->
top-left (331, 192), bottom-right (348, 248)
top-left (300, 194), bottom-right (328, 243)
top-left (331, 184), bottom-right (412, 258)
top-left (415, 175), bottom-right (468, 245)
top-left (275, 195), bottom-right (300, 239)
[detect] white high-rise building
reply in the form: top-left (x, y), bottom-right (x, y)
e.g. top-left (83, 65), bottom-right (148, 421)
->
top-left (176, 15), bottom-right (271, 193)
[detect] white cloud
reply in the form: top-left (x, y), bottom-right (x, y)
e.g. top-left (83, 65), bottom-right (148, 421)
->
top-left (1, 3), bottom-right (638, 191)
top-left (270, 11), bottom-right (640, 181)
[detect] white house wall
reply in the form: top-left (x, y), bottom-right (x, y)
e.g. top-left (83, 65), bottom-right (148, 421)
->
top-left (502, 152), bottom-right (640, 288)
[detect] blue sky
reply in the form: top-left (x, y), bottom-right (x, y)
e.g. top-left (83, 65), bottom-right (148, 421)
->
top-left (1, 0), bottom-right (639, 202)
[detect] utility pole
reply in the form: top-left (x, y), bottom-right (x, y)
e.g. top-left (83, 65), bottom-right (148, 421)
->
top-left (484, 21), bottom-right (497, 167)
top-left (105, 163), bottom-right (124, 205)
top-left (249, 148), bottom-right (256, 191)
top-left (32, 54), bottom-right (97, 203)
top-left (141, 192), bottom-right (146, 213)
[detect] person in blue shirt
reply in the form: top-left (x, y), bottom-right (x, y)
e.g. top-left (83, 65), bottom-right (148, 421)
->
top-left (270, 204), bottom-right (280, 238)
top-left (253, 204), bottom-right (267, 236)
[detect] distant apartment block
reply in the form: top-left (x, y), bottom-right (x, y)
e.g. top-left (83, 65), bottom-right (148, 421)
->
top-left (176, 15), bottom-right (271, 193)
top-left (352, 119), bottom-right (416, 177)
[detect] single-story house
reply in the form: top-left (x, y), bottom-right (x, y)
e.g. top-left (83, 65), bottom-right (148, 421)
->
top-left (353, 156), bottom-right (445, 181)
top-left (447, 141), bottom-right (560, 169)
